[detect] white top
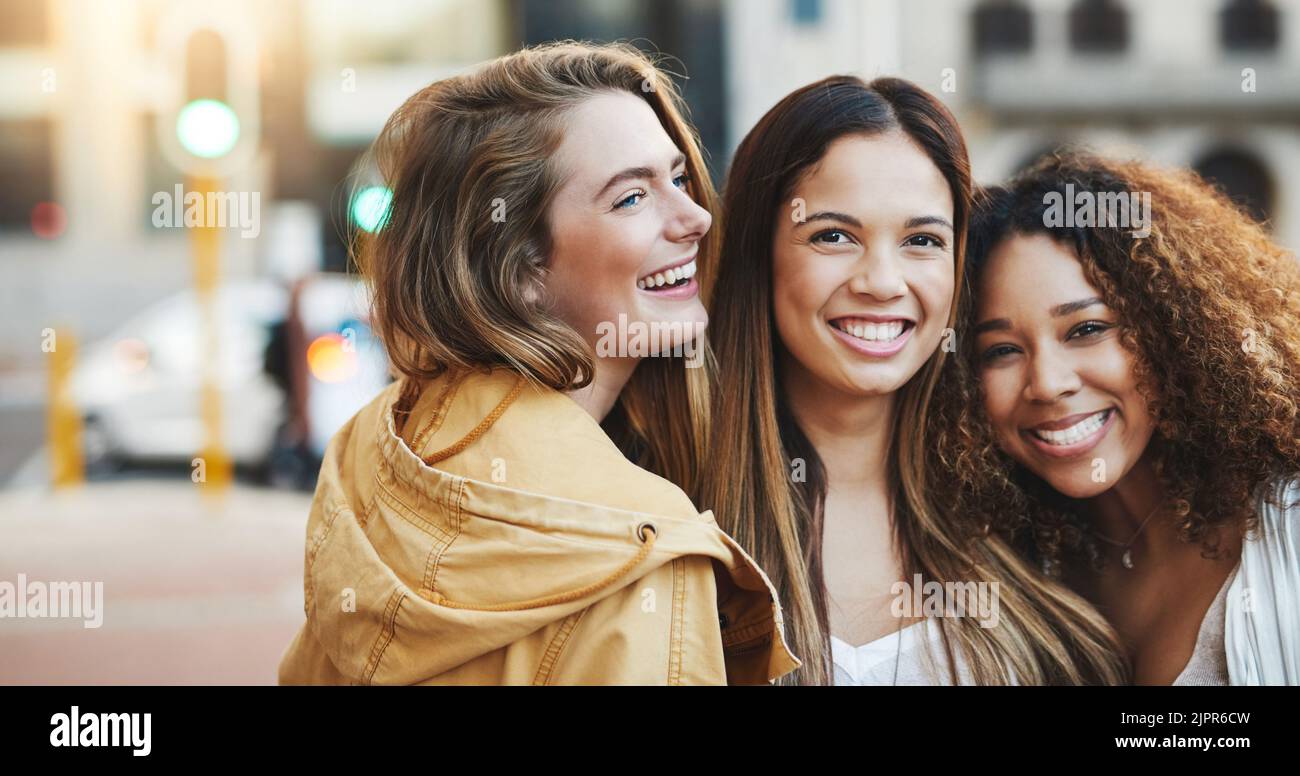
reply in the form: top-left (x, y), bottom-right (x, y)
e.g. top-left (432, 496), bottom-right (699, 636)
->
top-left (832, 476), bottom-right (1298, 686)
top-left (831, 619), bottom-right (977, 685)
top-left (1171, 563), bottom-right (1236, 685)
top-left (1222, 475), bottom-right (1300, 685)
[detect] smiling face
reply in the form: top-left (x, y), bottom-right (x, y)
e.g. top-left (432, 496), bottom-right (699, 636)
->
top-left (772, 130), bottom-right (956, 398)
top-left (544, 90), bottom-right (711, 356)
top-left (974, 232), bottom-right (1157, 499)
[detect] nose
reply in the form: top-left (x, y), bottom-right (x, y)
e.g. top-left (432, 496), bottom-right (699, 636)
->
top-left (1023, 345), bottom-right (1082, 403)
top-left (847, 242), bottom-right (907, 302)
top-left (666, 185), bottom-right (712, 244)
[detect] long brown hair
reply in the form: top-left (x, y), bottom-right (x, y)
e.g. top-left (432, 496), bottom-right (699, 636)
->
top-left (703, 76), bottom-right (1127, 685)
top-left (935, 151), bottom-right (1300, 575)
top-left (353, 41), bottom-right (720, 490)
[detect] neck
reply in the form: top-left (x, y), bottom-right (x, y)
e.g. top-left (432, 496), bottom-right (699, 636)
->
top-left (565, 356), bottom-right (639, 422)
top-left (781, 360), bottom-right (897, 492)
top-left (1081, 449), bottom-right (1172, 555)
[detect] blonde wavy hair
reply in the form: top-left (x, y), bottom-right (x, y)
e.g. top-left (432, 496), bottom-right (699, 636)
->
top-left (352, 41), bottom-right (720, 489)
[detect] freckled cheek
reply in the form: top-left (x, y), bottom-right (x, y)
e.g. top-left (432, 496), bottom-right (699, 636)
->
top-left (550, 233), bottom-right (636, 331)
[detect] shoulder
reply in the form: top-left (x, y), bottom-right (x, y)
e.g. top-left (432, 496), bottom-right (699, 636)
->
top-left (1253, 473), bottom-right (1300, 544)
top-left (409, 368), bottom-right (704, 521)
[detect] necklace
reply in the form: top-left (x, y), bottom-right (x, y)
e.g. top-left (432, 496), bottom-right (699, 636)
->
top-left (1090, 503), bottom-right (1163, 569)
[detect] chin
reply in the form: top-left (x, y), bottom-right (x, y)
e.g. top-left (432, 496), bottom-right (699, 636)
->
top-left (842, 365), bottom-right (911, 396)
top-left (1032, 467), bottom-right (1112, 500)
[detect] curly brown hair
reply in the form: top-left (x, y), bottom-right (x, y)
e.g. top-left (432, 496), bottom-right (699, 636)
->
top-left (931, 150), bottom-right (1300, 575)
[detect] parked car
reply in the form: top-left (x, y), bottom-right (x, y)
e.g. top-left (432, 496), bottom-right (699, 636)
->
top-left (70, 281), bottom-right (289, 473)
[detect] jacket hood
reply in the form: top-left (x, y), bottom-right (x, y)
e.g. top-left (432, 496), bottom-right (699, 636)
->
top-left (297, 370), bottom-right (800, 683)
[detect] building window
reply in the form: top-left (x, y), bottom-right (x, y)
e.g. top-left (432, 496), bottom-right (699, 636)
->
top-left (1069, 0), bottom-right (1128, 54)
top-left (0, 119), bottom-right (55, 234)
top-left (1193, 147), bottom-right (1274, 228)
top-left (973, 1), bottom-right (1033, 57)
top-left (519, 0), bottom-right (727, 182)
top-left (1220, 0), bottom-right (1279, 52)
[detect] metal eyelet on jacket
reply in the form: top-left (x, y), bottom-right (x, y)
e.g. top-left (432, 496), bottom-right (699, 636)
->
top-left (636, 521), bottom-right (657, 543)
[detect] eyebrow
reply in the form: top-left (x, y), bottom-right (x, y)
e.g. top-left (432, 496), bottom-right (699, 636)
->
top-left (798, 212), bottom-right (954, 231)
top-left (1050, 296), bottom-right (1105, 317)
top-left (973, 297), bottom-right (1107, 336)
top-left (803, 211), bottom-right (862, 228)
top-left (593, 152), bottom-right (687, 204)
top-left (904, 215), bottom-right (954, 232)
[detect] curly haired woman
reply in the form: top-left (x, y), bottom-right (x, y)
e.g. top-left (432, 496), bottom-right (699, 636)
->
top-left (933, 151), bottom-right (1300, 685)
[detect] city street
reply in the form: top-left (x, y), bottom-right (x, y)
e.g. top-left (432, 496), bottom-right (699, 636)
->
top-left (0, 481), bottom-right (311, 684)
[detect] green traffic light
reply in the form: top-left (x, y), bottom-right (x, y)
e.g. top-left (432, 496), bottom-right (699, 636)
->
top-left (176, 99), bottom-right (240, 159)
top-left (351, 186), bottom-right (393, 233)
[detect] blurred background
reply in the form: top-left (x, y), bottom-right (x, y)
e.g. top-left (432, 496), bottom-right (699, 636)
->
top-left (1, 0), bottom-right (1297, 684)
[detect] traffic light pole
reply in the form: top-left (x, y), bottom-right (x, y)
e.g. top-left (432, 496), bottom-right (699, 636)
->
top-left (191, 174), bottom-right (232, 493)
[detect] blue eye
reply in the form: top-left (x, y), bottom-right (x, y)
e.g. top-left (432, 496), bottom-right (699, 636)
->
top-left (614, 190), bottom-right (646, 210)
top-left (673, 172), bottom-right (690, 189)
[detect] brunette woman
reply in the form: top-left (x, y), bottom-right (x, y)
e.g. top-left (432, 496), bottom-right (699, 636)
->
top-left (703, 77), bottom-right (1125, 685)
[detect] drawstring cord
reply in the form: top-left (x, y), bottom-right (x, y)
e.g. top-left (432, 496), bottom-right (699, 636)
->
top-left (421, 373), bottom-right (526, 466)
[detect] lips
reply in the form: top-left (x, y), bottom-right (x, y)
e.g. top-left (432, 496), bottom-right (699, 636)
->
top-left (827, 316), bottom-right (915, 357)
top-left (1022, 408), bottom-right (1116, 457)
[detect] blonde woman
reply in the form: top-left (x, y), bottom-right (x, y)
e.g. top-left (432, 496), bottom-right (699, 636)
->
top-left (277, 42), bottom-right (799, 685)
top-left (703, 76), bottom-right (1126, 685)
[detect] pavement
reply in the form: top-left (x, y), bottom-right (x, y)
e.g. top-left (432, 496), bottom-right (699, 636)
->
top-left (0, 481), bottom-right (312, 685)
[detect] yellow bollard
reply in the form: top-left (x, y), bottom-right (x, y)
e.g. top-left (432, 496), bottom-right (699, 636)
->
top-left (191, 174), bottom-right (232, 494)
top-left (47, 328), bottom-right (84, 488)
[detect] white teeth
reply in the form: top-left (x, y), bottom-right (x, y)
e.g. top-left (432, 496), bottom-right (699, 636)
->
top-left (1031, 410), bottom-right (1110, 446)
top-left (638, 259), bottom-right (697, 290)
top-left (833, 319), bottom-right (906, 342)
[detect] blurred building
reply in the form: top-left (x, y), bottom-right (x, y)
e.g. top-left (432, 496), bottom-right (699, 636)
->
top-left (727, 0), bottom-right (1300, 250)
top-left (1, 0), bottom-right (1297, 372)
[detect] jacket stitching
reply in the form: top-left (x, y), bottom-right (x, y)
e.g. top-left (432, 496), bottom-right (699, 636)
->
top-left (305, 503), bottom-right (350, 620)
top-left (375, 474), bottom-right (457, 545)
top-left (362, 586), bottom-right (405, 685)
top-left (668, 558), bottom-right (686, 685)
top-left (425, 477), bottom-right (466, 594)
top-left (721, 618), bottom-right (774, 648)
top-left (359, 486), bottom-right (379, 531)
top-left (533, 606), bottom-right (590, 685)
top-left (407, 370), bottom-right (465, 454)
top-left (307, 502), bottom-right (348, 569)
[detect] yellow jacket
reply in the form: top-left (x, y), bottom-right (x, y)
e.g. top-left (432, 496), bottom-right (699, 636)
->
top-left (277, 367), bottom-right (801, 685)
